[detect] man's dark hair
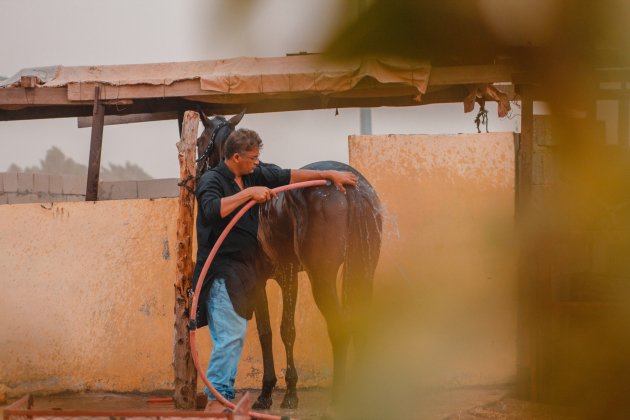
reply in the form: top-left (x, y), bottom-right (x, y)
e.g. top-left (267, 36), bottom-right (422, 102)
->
top-left (224, 128), bottom-right (263, 159)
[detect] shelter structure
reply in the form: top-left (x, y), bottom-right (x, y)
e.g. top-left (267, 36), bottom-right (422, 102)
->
top-left (4, 0), bottom-right (630, 412)
top-left (0, 54), bottom-right (520, 409)
top-left (0, 54), bottom-right (514, 198)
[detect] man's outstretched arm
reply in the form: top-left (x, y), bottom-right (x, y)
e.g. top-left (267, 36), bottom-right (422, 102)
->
top-left (290, 169), bottom-right (357, 193)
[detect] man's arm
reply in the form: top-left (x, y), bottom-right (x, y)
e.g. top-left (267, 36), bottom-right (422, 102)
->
top-left (219, 186), bottom-right (277, 218)
top-left (290, 169), bottom-right (358, 193)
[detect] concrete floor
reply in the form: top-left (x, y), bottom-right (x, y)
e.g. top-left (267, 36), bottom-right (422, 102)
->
top-left (1, 385), bottom-right (512, 420)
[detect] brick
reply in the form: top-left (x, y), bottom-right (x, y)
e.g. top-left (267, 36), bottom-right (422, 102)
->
top-left (0, 193), bottom-right (7, 205)
top-left (3, 172), bottom-right (18, 193)
top-left (137, 179), bottom-right (178, 199)
top-left (0, 174), bottom-right (3, 194)
top-left (98, 180), bottom-right (138, 200)
top-left (17, 172), bottom-right (34, 193)
top-left (62, 175), bottom-right (87, 196)
top-left (49, 175), bottom-right (63, 194)
top-left (33, 173), bottom-right (50, 193)
top-left (7, 192), bottom-right (39, 204)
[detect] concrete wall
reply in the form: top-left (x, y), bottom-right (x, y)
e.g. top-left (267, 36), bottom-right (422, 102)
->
top-left (349, 133), bottom-right (517, 388)
top-left (0, 133), bottom-right (517, 398)
top-left (0, 173), bottom-right (179, 204)
top-left (0, 198), bottom-right (330, 398)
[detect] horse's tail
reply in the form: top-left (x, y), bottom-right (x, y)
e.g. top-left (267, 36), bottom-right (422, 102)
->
top-left (342, 179), bottom-right (382, 343)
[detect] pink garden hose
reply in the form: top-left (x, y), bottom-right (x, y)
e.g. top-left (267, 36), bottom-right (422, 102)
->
top-left (189, 179), bottom-right (327, 420)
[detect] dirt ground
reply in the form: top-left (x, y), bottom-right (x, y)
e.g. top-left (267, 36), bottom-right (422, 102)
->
top-left (0, 387), bottom-right (583, 420)
top-left (444, 397), bottom-right (581, 420)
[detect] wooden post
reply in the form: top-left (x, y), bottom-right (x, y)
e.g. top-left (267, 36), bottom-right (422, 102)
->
top-left (618, 99), bottom-right (629, 147)
top-left (86, 86), bottom-right (105, 201)
top-left (173, 110), bottom-right (199, 409)
top-left (515, 85), bottom-right (536, 400)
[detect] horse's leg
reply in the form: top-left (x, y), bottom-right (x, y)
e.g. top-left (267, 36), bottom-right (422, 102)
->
top-left (306, 265), bottom-right (349, 407)
top-left (252, 282), bottom-right (277, 409)
top-left (277, 264), bottom-right (299, 409)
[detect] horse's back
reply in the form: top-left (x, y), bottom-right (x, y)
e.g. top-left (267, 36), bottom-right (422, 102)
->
top-left (259, 160), bottom-right (382, 275)
top-left (299, 161), bottom-right (381, 206)
top-left (291, 161), bottom-right (382, 266)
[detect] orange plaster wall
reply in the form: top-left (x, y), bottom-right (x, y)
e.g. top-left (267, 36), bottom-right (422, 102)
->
top-left (0, 198), bottom-right (330, 398)
top-left (349, 133), bottom-right (517, 387)
top-left (0, 199), bottom-right (179, 396)
top-left (1, 133), bottom-right (516, 397)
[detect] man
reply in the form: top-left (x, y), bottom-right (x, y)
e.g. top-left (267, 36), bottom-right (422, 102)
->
top-left (192, 128), bottom-right (357, 411)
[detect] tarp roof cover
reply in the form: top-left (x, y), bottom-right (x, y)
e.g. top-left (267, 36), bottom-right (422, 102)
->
top-left (1, 55), bottom-right (430, 99)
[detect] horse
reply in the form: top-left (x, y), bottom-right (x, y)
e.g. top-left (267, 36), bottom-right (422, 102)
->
top-left (195, 110), bottom-right (382, 409)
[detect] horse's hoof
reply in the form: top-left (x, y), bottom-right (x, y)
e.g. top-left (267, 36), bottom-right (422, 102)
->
top-left (252, 396), bottom-right (273, 410)
top-left (280, 393), bottom-right (299, 409)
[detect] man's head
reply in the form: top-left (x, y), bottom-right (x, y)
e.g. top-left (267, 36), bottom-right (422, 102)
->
top-left (224, 128), bottom-right (262, 175)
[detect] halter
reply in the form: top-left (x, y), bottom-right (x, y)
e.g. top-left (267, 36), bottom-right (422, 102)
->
top-left (196, 119), bottom-right (232, 163)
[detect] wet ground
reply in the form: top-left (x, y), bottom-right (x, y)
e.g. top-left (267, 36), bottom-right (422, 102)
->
top-left (0, 386), bottom-right (582, 420)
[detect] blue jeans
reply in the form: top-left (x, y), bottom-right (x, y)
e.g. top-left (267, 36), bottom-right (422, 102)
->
top-left (204, 278), bottom-right (247, 401)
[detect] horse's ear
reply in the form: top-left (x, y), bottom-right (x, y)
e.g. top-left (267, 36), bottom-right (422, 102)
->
top-left (228, 109), bottom-right (246, 127)
top-left (198, 107), bottom-right (211, 128)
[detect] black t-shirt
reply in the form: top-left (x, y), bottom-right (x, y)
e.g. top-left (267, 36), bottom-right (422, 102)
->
top-left (192, 160), bottom-right (291, 325)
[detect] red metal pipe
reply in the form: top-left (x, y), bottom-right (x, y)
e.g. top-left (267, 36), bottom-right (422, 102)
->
top-left (189, 179), bottom-right (327, 420)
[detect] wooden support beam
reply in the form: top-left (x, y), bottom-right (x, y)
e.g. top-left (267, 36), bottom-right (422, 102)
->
top-left (20, 76), bottom-right (38, 88)
top-left (517, 86), bottom-right (534, 214)
top-left (1, 65), bottom-right (521, 122)
top-left (177, 107), bottom-right (185, 137)
top-left (0, 87), bottom-right (71, 106)
top-left (429, 64), bottom-right (514, 86)
top-left (66, 80), bottom-right (205, 102)
top-left (173, 110), bottom-right (199, 409)
top-left (0, 63), bottom-right (523, 122)
top-left (77, 111), bottom-right (178, 128)
top-left (85, 86), bottom-right (105, 201)
top-left (61, 64), bottom-right (514, 102)
top-left (618, 99), bottom-right (629, 147)
top-left (515, 85), bottom-right (535, 401)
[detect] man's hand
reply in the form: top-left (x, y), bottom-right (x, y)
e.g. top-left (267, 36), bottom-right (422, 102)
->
top-left (247, 186), bottom-right (277, 203)
top-left (327, 170), bottom-right (357, 193)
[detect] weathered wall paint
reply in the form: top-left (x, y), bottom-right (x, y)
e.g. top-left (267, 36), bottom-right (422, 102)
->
top-left (0, 199), bottom-right (330, 397)
top-left (349, 133), bottom-right (517, 387)
top-left (1, 133), bottom-right (516, 396)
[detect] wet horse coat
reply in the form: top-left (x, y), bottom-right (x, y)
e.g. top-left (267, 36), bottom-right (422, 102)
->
top-left (195, 111), bottom-right (382, 409)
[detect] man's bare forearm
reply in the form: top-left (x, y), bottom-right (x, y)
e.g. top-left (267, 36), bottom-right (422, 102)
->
top-left (290, 169), bottom-right (332, 183)
top-left (290, 169), bottom-right (357, 193)
top-left (220, 186), bottom-right (276, 218)
top-left (220, 190), bottom-right (251, 218)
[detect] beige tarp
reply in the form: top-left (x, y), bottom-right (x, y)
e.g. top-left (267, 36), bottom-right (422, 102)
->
top-left (1, 55), bottom-right (430, 99)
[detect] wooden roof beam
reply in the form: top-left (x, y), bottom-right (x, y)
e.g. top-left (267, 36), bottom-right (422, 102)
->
top-left (0, 63), bottom-right (516, 109)
top-left (429, 64), bottom-right (514, 86)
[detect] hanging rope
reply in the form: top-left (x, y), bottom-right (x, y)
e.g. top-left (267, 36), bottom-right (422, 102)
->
top-left (474, 100), bottom-right (489, 133)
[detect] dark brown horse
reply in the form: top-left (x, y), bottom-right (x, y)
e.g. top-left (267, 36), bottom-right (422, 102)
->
top-left (195, 111), bottom-right (382, 409)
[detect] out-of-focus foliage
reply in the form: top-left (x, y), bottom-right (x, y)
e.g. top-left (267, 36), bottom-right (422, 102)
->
top-left (323, 1), bottom-right (630, 419)
top-left (327, 0), bottom-right (630, 108)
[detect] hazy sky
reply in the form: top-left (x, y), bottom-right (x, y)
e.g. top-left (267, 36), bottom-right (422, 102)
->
top-left (0, 0), bottom-right (518, 178)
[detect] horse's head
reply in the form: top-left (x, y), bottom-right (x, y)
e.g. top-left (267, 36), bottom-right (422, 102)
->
top-left (196, 109), bottom-right (246, 175)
